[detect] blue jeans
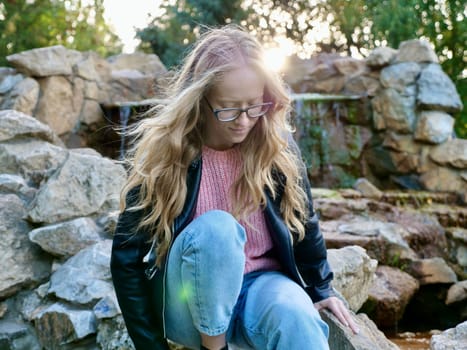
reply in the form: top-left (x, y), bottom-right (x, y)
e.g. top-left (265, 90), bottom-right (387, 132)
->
top-left (165, 210), bottom-right (329, 350)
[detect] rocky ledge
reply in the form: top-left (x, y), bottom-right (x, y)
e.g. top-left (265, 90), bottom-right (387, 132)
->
top-left (0, 110), bottom-right (465, 350)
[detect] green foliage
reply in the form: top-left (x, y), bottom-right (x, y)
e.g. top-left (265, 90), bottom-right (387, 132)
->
top-left (0, 0), bottom-right (122, 65)
top-left (136, 0), bottom-right (252, 68)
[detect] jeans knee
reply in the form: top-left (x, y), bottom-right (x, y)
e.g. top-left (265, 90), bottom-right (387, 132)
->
top-left (192, 210), bottom-right (247, 247)
top-left (267, 300), bottom-right (328, 338)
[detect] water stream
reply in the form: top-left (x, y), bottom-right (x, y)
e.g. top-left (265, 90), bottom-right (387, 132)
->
top-left (119, 105), bottom-right (131, 161)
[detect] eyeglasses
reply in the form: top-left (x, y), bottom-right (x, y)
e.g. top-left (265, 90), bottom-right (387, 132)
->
top-left (204, 98), bottom-right (273, 122)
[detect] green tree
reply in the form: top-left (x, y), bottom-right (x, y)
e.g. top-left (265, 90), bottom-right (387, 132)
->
top-left (136, 0), bottom-right (251, 68)
top-left (0, 0), bottom-right (122, 65)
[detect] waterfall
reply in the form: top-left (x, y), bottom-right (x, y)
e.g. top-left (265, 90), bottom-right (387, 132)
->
top-left (119, 105), bottom-right (131, 161)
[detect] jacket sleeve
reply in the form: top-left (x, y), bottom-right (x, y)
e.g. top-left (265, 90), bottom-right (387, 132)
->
top-left (110, 186), bottom-right (170, 350)
top-left (288, 135), bottom-right (335, 302)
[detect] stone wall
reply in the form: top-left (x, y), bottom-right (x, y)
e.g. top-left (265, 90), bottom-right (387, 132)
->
top-left (284, 39), bottom-right (466, 197)
top-left (0, 45), bottom-right (167, 144)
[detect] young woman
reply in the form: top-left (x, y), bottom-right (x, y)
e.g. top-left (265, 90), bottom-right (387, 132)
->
top-left (110, 25), bottom-right (358, 350)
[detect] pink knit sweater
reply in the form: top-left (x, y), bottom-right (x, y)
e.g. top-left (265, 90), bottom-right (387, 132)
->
top-left (194, 146), bottom-right (282, 274)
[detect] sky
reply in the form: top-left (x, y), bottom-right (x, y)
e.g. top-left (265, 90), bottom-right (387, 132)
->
top-left (103, 0), bottom-right (162, 52)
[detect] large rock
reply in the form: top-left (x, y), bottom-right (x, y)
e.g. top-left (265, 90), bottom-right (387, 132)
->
top-left (315, 197), bottom-right (370, 220)
top-left (93, 294), bottom-right (121, 319)
top-left (380, 62), bottom-right (421, 94)
top-left (420, 167), bottom-right (467, 193)
top-left (430, 320), bottom-right (467, 350)
top-left (35, 76), bottom-right (81, 135)
top-left (0, 174), bottom-right (36, 201)
top-left (6, 45), bottom-right (82, 77)
top-left (344, 75), bottom-right (381, 96)
top-left (107, 52), bottom-right (167, 76)
top-left (80, 99), bottom-right (104, 125)
top-left (407, 257), bottom-right (458, 285)
top-left (333, 57), bottom-right (368, 76)
top-left (366, 47), bottom-right (398, 67)
top-left (96, 315), bottom-right (135, 350)
top-left (361, 266), bottom-right (419, 328)
top-left (321, 310), bottom-right (399, 350)
top-left (0, 139), bottom-right (67, 185)
top-left (353, 178), bottom-right (383, 200)
top-left (73, 56), bottom-right (100, 81)
top-left (0, 109), bottom-right (62, 145)
top-left (417, 63), bottom-right (463, 113)
top-left (0, 77), bottom-right (40, 115)
top-left (0, 320), bottom-right (41, 350)
top-left (395, 39), bottom-right (439, 63)
top-left (446, 280), bottom-right (467, 305)
top-left (0, 195), bottom-right (52, 299)
top-left (28, 150), bottom-right (126, 224)
top-left (323, 217), bottom-right (420, 267)
top-left (47, 240), bottom-right (113, 304)
top-left (414, 111), bottom-right (455, 144)
top-left (430, 139), bottom-right (467, 169)
top-left (327, 246), bottom-right (378, 311)
top-left (34, 302), bottom-right (96, 348)
top-left (29, 217), bottom-right (102, 258)
top-left (107, 69), bottom-right (157, 103)
top-left (0, 70), bottom-right (23, 94)
top-left (381, 208), bottom-right (448, 259)
top-left (372, 88), bottom-right (416, 133)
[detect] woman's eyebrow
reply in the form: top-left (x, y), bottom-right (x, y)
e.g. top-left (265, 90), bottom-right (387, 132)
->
top-left (217, 95), bottom-right (264, 103)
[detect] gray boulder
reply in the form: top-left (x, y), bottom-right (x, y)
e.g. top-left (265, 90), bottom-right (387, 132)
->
top-left (430, 320), bottom-right (467, 350)
top-left (446, 280), bottom-right (467, 305)
top-left (372, 88), bottom-right (416, 133)
top-left (0, 78), bottom-right (40, 116)
top-left (417, 63), bottom-right (463, 113)
top-left (420, 167), bottom-right (467, 193)
top-left (0, 320), bottom-right (41, 350)
top-left (47, 240), bottom-right (113, 305)
top-left (408, 257), bottom-right (458, 285)
top-left (0, 194), bottom-right (52, 299)
top-left (380, 62), bottom-right (421, 94)
top-left (34, 303), bottom-right (96, 348)
top-left (322, 218), bottom-right (419, 266)
top-left (321, 310), bottom-right (399, 350)
top-left (0, 139), bottom-right (67, 185)
top-left (0, 174), bottom-right (36, 201)
top-left (28, 150), bottom-right (126, 224)
top-left (366, 47), bottom-right (398, 67)
top-left (107, 52), bottom-right (167, 76)
top-left (327, 246), bottom-right (378, 311)
top-left (29, 217), bottom-right (102, 258)
top-left (395, 39), bottom-right (439, 63)
top-left (6, 45), bottom-right (82, 77)
top-left (414, 111), bottom-right (455, 144)
top-left (96, 316), bottom-right (135, 350)
top-left (430, 139), bottom-right (467, 169)
top-left (35, 76), bottom-right (81, 135)
top-left (0, 70), bottom-right (23, 94)
top-left (0, 109), bottom-right (62, 145)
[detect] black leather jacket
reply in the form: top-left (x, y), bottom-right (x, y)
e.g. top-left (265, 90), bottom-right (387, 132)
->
top-left (110, 154), bottom-right (334, 350)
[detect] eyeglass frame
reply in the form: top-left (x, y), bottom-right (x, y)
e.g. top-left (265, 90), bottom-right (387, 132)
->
top-left (204, 97), bottom-right (273, 122)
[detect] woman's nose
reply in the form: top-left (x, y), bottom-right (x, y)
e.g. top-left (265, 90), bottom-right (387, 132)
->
top-left (234, 111), bottom-right (250, 125)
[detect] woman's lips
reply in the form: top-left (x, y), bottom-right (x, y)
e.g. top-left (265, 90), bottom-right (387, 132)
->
top-left (230, 127), bottom-right (247, 134)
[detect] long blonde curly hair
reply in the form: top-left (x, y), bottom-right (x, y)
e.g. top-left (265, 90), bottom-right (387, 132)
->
top-left (120, 25), bottom-right (308, 267)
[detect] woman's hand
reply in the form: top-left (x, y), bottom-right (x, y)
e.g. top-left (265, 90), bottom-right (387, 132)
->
top-left (314, 296), bottom-right (360, 335)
